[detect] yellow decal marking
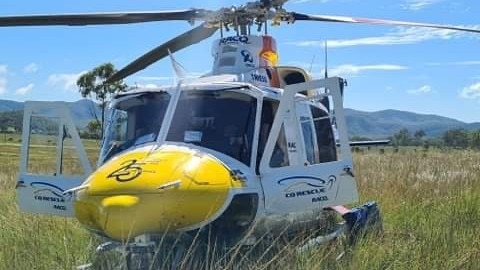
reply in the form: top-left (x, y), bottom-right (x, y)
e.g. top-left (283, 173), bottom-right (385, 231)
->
top-left (107, 159), bottom-right (143, 182)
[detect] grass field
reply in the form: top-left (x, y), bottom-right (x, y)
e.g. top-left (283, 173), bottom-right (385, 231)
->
top-left (0, 142), bottom-right (479, 269)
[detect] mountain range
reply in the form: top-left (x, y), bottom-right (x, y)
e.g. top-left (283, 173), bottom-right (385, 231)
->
top-left (0, 99), bottom-right (478, 138)
top-left (0, 99), bottom-right (100, 128)
top-left (345, 108), bottom-right (480, 138)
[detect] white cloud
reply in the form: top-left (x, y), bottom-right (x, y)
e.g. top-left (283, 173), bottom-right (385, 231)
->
top-left (325, 64), bottom-right (407, 77)
top-left (0, 65), bottom-right (7, 95)
top-left (402, 0), bottom-right (443, 10)
top-left (288, 26), bottom-right (480, 48)
top-left (427, 60), bottom-right (480, 66)
top-left (23, 63), bottom-right (39, 73)
top-left (454, 61), bottom-right (480, 65)
top-left (407, 85), bottom-right (433, 94)
top-left (285, 62), bottom-right (407, 77)
top-left (15, 83), bottom-right (34, 96)
top-left (460, 82), bottom-right (480, 100)
top-left (48, 71), bottom-right (86, 91)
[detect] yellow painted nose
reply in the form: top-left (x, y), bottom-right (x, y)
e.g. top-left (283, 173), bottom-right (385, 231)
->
top-left (74, 146), bottom-right (241, 241)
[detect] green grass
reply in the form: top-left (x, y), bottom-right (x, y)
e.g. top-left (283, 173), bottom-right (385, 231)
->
top-left (0, 143), bottom-right (479, 269)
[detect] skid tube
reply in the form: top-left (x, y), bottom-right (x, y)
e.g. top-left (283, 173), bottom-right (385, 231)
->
top-left (297, 201), bottom-right (383, 253)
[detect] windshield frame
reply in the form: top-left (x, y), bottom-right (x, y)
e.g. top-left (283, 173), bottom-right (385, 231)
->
top-left (99, 85), bottom-right (266, 168)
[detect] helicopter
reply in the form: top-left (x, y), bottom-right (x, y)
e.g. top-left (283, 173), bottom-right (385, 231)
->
top-left (4, 0), bottom-right (480, 269)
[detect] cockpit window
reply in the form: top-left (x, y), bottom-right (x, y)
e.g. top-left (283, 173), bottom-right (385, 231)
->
top-left (166, 90), bottom-right (257, 165)
top-left (100, 92), bottom-right (171, 163)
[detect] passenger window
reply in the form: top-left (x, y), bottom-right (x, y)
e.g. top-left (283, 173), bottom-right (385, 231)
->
top-left (257, 99), bottom-right (278, 172)
top-left (300, 116), bottom-right (317, 164)
top-left (270, 124), bottom-right (290, 168)
top-left (311, 106), bottom-right (337, 163)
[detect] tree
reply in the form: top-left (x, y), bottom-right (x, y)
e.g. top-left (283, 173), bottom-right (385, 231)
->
top-left (469, 130), bottom-right (480, 149)
top-left (413, 129), bottom-right (426, 146)
top-left (414, 129), bottom-right (426, 140)
top-left (392, 128), bottom-right (412, 146)
top-left (77, 63), bottom-right (127, 138)
top-left (442, 128), bottom-right (469, 148)
top-left (85, 119), bottom-right (102, 139)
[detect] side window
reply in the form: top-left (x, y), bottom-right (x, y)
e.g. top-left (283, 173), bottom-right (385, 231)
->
top-left (257, 99), bottom-right (278, 171)
top-left (270, 124), bottom-right (290, 168)
top-left (311, 106), bottom-right (338, 163)
top-left (300, 116), bottom-right (317, 164)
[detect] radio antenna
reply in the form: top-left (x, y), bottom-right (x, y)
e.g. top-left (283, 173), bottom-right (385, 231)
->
top-left (324, 40), bottom-right (328, 78)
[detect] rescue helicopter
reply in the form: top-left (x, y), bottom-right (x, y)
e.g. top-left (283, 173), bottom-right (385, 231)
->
top-left (3, 0), bottom-right (480, 269)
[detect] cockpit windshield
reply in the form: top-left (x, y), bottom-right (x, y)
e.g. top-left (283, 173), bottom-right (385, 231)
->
top-left (100, 92), bottom-right (171, 163)
top-left (166, 90), bottom-right (257, 165)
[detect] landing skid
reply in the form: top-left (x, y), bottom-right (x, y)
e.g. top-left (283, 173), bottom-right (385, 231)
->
top-left (78, 202), bottom-right (382, 270)
top-left (78, 234), bottom-right (201, 270)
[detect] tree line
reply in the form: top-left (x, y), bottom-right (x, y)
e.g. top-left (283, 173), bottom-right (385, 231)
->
top-left (0, 110), bottom-right (58, 134)
top-left (1, 62), bottom-right (479, 150)
top-left (386, 128), bottom-right (480, 149)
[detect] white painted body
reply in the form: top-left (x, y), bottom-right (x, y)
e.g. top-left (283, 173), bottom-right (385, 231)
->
top-left (17, 76), bottom-right (358, 236)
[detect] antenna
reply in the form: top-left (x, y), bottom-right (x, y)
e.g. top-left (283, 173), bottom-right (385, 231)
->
top-left (324, 40), bottom-right (328, 78)
top-left (321, 40), bottom-right (330, 111)
top-left (167, 49), bottom-right (186, 84)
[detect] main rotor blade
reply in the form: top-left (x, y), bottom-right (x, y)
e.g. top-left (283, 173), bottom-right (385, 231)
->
top-left (292, 13), bottom-right (480, 33)
top-left (0, 9), bottom-right (211, 27)
top-left (106, 23), bottom-right (218, 83)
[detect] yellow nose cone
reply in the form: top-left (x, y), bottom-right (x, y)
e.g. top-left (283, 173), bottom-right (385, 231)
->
top-left (74, 146), bottom-right (240, 241)
top-left (100, 195), bottom-right (140, 239)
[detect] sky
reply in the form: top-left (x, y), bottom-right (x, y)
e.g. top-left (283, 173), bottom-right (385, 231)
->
top-left (0, 0), bottom-right (479, 122)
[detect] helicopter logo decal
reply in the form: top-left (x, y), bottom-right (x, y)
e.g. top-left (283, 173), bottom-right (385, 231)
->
top-left (107, 159), bottom-right (144, 182)
top-left (241, 49), bottom-right (254, 63)
top-left (30, 182), bottom-right (72, 209)
top-left (219, 35), bottom-right (250, 45)
top-left (277, 175), bottom-right (336, 199)
top-left (241, 49), bottom-right (255, 68)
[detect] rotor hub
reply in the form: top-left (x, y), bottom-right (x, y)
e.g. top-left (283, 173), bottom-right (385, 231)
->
top-left (204, 0), bottom-right (294, 33)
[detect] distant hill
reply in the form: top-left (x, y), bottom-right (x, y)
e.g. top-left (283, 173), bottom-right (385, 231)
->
top-left (0, 100), bottom-right (23, 112)
top-left (345, 109), bottom-right (480, 138)
top-left (65, 99), bottom-right (101, 127)
top-left (0, 99), bottom-right (478, 137)
top-left (0, 99), bottom-right (100, 130)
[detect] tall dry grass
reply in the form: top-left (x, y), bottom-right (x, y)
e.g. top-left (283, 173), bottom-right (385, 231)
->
top-left (0, 144), bottom-right (479, 269)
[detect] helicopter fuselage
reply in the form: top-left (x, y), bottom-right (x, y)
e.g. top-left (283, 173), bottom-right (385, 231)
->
top-left (72, 75), bottom-right (357, 242)
top-left (16, 74), bottom-right (358, 244)
top-left (5, 2), bottom-right (477, 267)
